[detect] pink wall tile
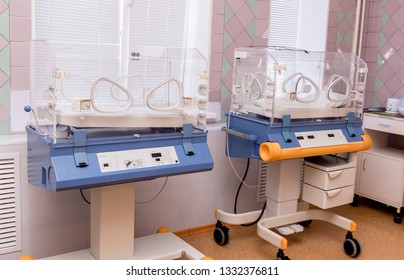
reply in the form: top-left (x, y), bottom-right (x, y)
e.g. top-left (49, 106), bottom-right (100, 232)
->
top-left (10, 0), bottom-right (31, 17)
top-left (383, 0), bottom-right (401, 16)
top-left (209, 52), bottom-right (223, 72)
top-left (391, 7), bottom-right (404, 28)
top-left (387, 52), bottom-right (404, 72)
top-left (390, 29), bottom-right (404, 50)
top-left (329, 1), bottom-right (339, 12)
top-left (211, 14), bottom-right (225, 34)
top-left (327, 27), bottom-right (337, 44)
top-left (211, 33), bottom-right (224, 53)
top-left (366, 62), bottom-right (377, 78)
top-left (10, 16), bottom-right (31, 42)
top-left (385, 75), bottom-right (402, 94)
top-left (11, 42), bottom-right (30, 67)
top-left (212, 0), bottom-right (225, 15)
top-left (255, 19), bottom-right (267, 38)
top-left (376, 87), bottom-right (392, 104)
top-left (381, 20), bottom-right (398, 39)
top-left (11, 66), bottom-right (30, 90)
top-left (365, 47), bottom-right (378, 63)
top-left (256, 1), bottom-right (269, 20)
top-left (225, 15), bottom-right (243, 40)
top-left (236, 4), bottom-right (254, 28)
top-left (227, 0), bottom-right (245, 14)
top-left (234, 30), bottom-right (253, 47)
top-left (369, 1), bottom-right (383, 17)
top-left (253, 37), bottom-right (267, 47)
top-left (328, 11), bottom-right (338, 27)
top-left (377, 63), bottom-right (394, 82)
top-left (209, 70), bottom-right (222, 92)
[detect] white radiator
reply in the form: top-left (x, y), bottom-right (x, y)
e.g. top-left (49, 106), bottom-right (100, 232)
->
top-left (0, 153), bottom-right (22, 254)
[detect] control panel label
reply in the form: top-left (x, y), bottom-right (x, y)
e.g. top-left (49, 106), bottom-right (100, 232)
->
top-left (97, 146), bottom-right (179, 173)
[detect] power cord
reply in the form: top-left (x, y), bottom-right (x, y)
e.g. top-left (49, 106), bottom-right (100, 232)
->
top-left (80, 189), bottom-right (91, 204)
top-left (233, 158), bottom-right (266, 226)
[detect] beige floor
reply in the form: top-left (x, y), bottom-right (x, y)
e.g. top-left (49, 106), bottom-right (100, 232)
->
top-left (181, 197), bottom-right (404, 260)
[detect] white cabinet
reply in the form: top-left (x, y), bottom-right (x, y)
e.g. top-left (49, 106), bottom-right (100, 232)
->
top-left (356, 113), bottom-right (404, 223)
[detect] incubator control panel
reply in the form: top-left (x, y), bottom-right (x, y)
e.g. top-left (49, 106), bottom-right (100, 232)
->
top-left (295, 129), bottom-right (348, 148)
top-left (97, 146), bottom-right (179, 173)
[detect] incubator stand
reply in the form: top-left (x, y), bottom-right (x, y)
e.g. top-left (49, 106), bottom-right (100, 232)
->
top-left (26, 41), bottom-right (213, 260)
top-left (215, 47), bottom-right (371, 259)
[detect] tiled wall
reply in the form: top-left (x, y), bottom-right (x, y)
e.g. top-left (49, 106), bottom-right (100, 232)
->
top-left (0, 0), bottom-right (31, 135)
top-left (361, 0), bottom-right (404, 107)
top-left (0, 0), bottom-right (10, 134)
top-left (327, 0), bottom-right (356, 53)
top-left (209, 0), bottom-right (269, 119)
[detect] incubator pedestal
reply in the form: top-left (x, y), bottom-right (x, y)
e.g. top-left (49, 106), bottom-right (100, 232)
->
top-left (215, 157), bottom-right (361, 259)
top-left (43, 183), bottom-right (207, 260)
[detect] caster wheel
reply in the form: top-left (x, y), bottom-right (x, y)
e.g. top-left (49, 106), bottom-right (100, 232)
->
top-left (343, 237), bottom-right (361, 258)
top-left (275, 249), bottom-right (290, 260)
top-left (394, 213), bottom-right (402, 224)
top-left (299, 220), bottom-right (312, 227)
top-left (351, 195), bottom-right (360, 207)
top-left (214, 221), bottom-right (229, 246)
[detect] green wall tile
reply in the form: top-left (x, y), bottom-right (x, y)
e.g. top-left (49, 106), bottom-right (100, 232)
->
top-left (0, 9), bottom-right (10, 40)
top-left (246, 20), bottom-right (256, 41)
top-left (0, 80), bottom-right (10, 108)
top-left (221, 56), bottom-right (232, 78)
top-left (0, 115), bottom-right (11, 135)
top-left (223, 30), bottom-right (232, 51)
top-left (224, 3), bottom-right (235, 24)
top-left (247, 0), bottom-right (256, 16)
top-left (372, 95), bottom-right (381, 107)
top-left (0, 45), bottom-right (10, 76)
top-left (220, 83), bottom-right (230, 102)
top-left (378, 32), bottom-right (387, 49)
top-left (374, 74), bottom-right (383, 92)
top-left (376, 53), bottom-right (385, 70)
top-left (346, 9), bottom-right (353, 25)
top-left (380, 10), bottom-right (389, 28)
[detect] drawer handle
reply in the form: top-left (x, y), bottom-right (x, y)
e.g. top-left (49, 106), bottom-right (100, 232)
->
top-left (328, 170), bottom-right (343, 179)
top-left (378, 123), bottom-right (391, 128)
top-left (326, 189), bottom-right (341, 198)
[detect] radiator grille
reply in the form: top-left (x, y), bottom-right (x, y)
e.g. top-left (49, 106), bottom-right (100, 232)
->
top-left (0, 154), bottom-right (21, 254)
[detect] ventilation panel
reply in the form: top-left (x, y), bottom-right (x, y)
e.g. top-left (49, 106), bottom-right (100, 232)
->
top-left (0, 154), bottom-right (22, 254)
top-left (256, 161), bottom-right (268, 202)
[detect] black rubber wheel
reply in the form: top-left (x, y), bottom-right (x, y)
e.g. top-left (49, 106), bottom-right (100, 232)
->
top-left (350, 195), bottom-right (360, 207)
top-left (343, 237), bottom-right (361, 258)
top-left (394, 212), bottom-right (402, 224)
top-left (299, 220), bottom-right (312, 227)
top-left (275, 249), bottom-right (290, 260)
top-left (214, 221), bottom-right (229, 246)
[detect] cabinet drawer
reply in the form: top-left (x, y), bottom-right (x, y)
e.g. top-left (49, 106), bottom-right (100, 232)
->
top-left (302, 184), bottom-right (354, 209)
top-left (304, 165), bottom-right (356, 190)
top-left (363, 114), bottom-right (404, 135)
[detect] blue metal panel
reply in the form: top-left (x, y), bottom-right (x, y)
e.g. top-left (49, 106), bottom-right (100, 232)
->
top-left (26, 125), bottom-right (213, 191)
top-left (225, 112), bottom-right (365, 159)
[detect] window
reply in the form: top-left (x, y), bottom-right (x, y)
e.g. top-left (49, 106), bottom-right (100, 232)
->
top-left (32, 0), bottom-right (210, 110)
